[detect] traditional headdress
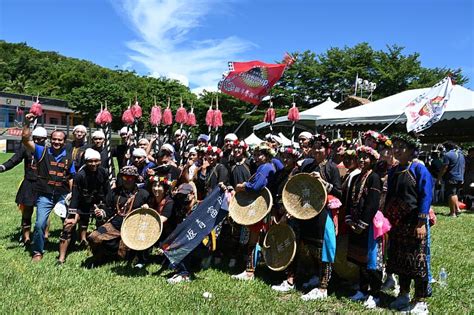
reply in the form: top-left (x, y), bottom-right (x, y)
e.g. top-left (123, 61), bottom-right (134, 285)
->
top-left (356, 145), bottom-right (380, 160)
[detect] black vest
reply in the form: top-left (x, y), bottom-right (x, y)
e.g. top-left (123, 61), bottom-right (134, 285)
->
top-left (36, 147), bottom-right (72, 195)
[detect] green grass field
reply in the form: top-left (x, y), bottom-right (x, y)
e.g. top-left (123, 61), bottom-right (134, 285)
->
top-left (0, 152), bottom-right (472, 313)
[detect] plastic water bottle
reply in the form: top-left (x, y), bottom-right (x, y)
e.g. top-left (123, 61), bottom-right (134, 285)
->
top-left (439, 268), bottom-right (447, 287)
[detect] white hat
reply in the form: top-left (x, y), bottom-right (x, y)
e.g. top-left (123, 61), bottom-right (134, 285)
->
top-left (119, 127), bottom-right (132, 135)
top-left (91, 130), bottom-right (105, 139)
top-left (138, 138), bottom-right (150, 145)
top-left (189, 147), bottom-right (197, 154)
top-left (32, 127), bottom-right (47, 138)
top-left (84, 148), bottom-right (101, 161)
top-left (174, 129), bottom-right (187, 136)
top-left (298, 131), bottom-right (313, 140)
top-left (265, 133), bottom-right (282, 144)
top-left (132, 148), bottom-right (147, 158)
top-left (73, 125), bottom-right (87, 133)
top-left (224, 133), bottom-right (238, 141)
top-left (161, 143), bottom-right (175, 154)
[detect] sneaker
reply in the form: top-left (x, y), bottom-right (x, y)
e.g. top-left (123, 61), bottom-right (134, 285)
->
top-left (301, 288), bottom-right (328, 301)
top-left (167, 274), bottom-right (190, 284)
top-left (134, 263), bottom-right (145, 269)
top-left (214, 257), bottom-right (222, 265)
top-left (271, 280), bottom-right (295, 292)
top-left (228, 258), bottom-right (236, 268)
top-left (302, 275), bottom-right (320, 289)
top-left (31, 253), bottom-right (43, 262)
top-left (231, 270), bottom-right (254, 281)
top-left (349, 290), bottom-right (368, 302)
top-left (400, 301), bottom-right (429, 315)
top-left (389, 294), bottom-right (411, 310)
top-left (363, 295), bottom-right (380, 309)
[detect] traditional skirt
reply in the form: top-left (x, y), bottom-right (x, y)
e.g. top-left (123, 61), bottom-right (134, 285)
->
top-left (87, 219), bottom-right (129, 261)
top-left (15, 179), bottom-right (37, 207)
top-left (347, 224), bottom-right (383, 271)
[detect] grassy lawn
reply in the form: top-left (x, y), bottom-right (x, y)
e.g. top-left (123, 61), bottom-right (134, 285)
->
top-left (0, 152), bottom-right (472, 313)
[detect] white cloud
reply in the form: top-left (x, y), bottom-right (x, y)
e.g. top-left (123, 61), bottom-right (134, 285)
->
top-left (115, 0), bottom-right (253, 93)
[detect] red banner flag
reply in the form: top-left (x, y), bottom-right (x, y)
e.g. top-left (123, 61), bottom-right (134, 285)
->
top-left (218, 58), bottom-right (291, 105)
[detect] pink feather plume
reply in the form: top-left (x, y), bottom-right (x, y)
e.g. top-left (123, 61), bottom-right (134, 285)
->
top-left (264, 106), bottom-right (276, 123)
top-left (287, 102), bottom-right (300, 122)
top-left (175, 100), bottom-right (188, 124)
top-left (122, 108), bottom-right (134, 125)
top-left (131, 101), bottom-right (142, 119)
top-left (186, 107), bottom-right (196, 126)
top-left (30, 101), bottom-right (43, 117)
top-left (162, 106), bottom-right (173, 126)
top-left (150, 105), bottom-right (162, 126)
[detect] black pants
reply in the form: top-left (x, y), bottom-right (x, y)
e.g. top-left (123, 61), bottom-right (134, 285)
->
top-left (360, 268), bottom-right (382, 297)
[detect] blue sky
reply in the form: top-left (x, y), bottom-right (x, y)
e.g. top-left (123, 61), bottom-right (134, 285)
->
top-left (1, 0), bottom-right (473, 93)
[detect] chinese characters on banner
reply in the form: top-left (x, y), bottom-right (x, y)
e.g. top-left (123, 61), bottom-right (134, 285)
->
top-left (161, 188), bottom-right (229, 265)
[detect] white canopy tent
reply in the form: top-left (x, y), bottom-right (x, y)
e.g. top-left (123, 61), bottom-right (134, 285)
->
top-left (253, 97), bottom-right (341, 131)
top-left (278, 132), bottom-right (300, 148)
top-left (313, 84), bottom-right (474, 126)
top-left (244, 133), bottom-right (263, 147)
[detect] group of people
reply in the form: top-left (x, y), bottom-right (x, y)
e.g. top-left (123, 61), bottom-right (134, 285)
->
top-left (3, 111), bottom-right (469, 314)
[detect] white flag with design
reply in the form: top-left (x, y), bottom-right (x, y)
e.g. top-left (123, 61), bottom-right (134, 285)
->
top-left (405, 77), bottom-right (453, 133)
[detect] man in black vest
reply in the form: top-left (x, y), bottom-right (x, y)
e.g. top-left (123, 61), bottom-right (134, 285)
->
top-left (58, 148), bottom-right (110, 264)
top-left (22, 113), bottom-right (76, 262)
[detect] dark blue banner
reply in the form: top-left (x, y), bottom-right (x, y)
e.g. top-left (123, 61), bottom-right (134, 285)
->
top-left (161, 187), bottom-right (229, 265)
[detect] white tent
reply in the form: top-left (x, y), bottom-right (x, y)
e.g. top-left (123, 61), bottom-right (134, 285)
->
top-left (278, 132), bottom-right (300, 148)
top-left (314, 84), bottom-right (474, 126)
top-left (253, 97), bottom-right (340, 131)
top-left (244, 133), bottom-right (263, 147)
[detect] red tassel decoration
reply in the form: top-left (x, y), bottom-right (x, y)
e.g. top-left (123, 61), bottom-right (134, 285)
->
top-left (213, 104), bottom-right (223, 127)
top-left (264, 105), bottom-right (276, 123)
top-left (95, 103), bottom-right (104, 125)
top-left (122, 108), bottom-right (134, 125)
top-left (205, 105), bottom-right (214, 127)
top-left (30, 101), bottom-right (43, 117)
top-left (162, 99), bottom-right (173, 126)
top-left (287, 102), bottom-right (300, 121)
top-left (101, 108), bottom-right (113, 124)
top-left (150, 105), bottom-right (162, 126)
top-left (186, 107), bottom-right (196, 126)
top-left (131, 100), bottom-right (142, 119)
top-left (175, 97), bottom-right (188, 124)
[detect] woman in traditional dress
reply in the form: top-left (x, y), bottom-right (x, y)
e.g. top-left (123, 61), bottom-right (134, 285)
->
top-left (384, 133), bottom-right (432, 314)
top-left (231, 143), bottom-right (278, 281)
top-left (345, 146), bottom-right (383, 309)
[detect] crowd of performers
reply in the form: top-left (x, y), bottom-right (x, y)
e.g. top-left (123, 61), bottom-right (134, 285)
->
top-left (1, 112), bottom-right (437, 313)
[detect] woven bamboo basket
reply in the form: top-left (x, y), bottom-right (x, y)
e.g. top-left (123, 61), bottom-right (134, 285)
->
top-left (282, 173), bottom-right (327, 220)
top-left (263, 223), bottom-right (297, 271)
top-left (229, 187), bottom-right (273, 226)
top-left (121, 207), bottom-right (162, 251)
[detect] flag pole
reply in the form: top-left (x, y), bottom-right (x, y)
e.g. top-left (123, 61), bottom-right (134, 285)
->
top-left (381, 112), bottom-right (405, 133)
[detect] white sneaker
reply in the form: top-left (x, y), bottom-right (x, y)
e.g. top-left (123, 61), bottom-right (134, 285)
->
top-left (400, 301), bottom-right (429, 315)
top-left (363, 295), bottom-right (380, 309)
top-left (134, 263), bottom-right (145, 269)
top-left (167, 274), bottom-right (190, 284)
top-left (349, 290), bottom-right (368, 302)
top-left (302, 275), bottom-right (320, 289)
top-left (271, 280), bottom-right (295, 292)
top-left (389, 294), bottom-right (411, 310)
top-left (301, 288), bottom-right (328, 301)
top-left (231, 270), bottom-right (254, 281)
top-left (228, 258), bottom-right (236, 268)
